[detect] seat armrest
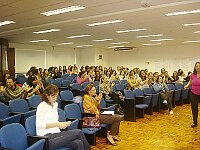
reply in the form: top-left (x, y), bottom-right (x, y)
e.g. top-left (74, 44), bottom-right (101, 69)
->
top-left (27, 135), bottom-right (48, 150)
top-left (81, 112), bottom-right (95, 118)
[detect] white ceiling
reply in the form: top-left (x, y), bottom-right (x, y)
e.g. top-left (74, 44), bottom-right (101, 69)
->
top-left (0, 0), bottom-right (200, 49)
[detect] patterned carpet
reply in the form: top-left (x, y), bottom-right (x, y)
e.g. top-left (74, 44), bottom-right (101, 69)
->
top-left (92, 104), bottom-right (200, 150)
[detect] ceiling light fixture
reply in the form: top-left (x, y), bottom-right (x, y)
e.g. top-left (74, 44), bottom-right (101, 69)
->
top-left (165, 9), bottom-right (200, 16)
top-left (136, 34), bottom-right (163, 38)
top-left (29, 39), bottom-right (49, 43)
top-left (76, 45), bottom-right (93, 48)
top-left (93, 39), bottom-right (113, 42)
top-left (87, 20), bottom-right (123, 27)
top-left (116, 28), bottom-right (146, 33)
top-left (57, 42), bottom-right (73, 45)
top-left (0, 21), bottom-right (15, 26)
top-left (67, 34), bottom-right (91, 38)
top-left (182, 23), bottom-right (200, 27)
top-left (150, 39), bottom-right (174, 42)
top-left (142, 43), bottom-right (161, 46)
top-left (183, 40), bottom-right (200, 43)
top-left (108, 45), bottom-right (125, 49)
top-left (111, 42), bottom-right (130, 45)
top-left (33, 29), bottom-right (60, 34)
top-left (40, 5), bottom-right (86, 16)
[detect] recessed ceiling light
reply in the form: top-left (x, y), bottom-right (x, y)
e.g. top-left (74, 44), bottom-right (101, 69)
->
top-left (93, 39), bottom-right (113, 42)
top-left (136, 34), bottom-right (163, 38)
top-left (111, 42), bottom-right (130, 45)
top-left (116, 28), bottom-right (146, 33)
top-left (142, 43), bottom-right (161, 46)
top-left (29, 39), bottom-right (49, 43)
top-left (194, 31), bottom-right (200, 34)
top-left (183, 40), bottom-right (200, 43)
top-left (0, 21), bottom-right (15, 26)
top-left (33, 29), bottom-right (60, 34)
top-left (108, 45), bottom-right (125, 49)
top-left (86, 20), bottom-right (123, 27)
top-left (40, 5), bottom-right (86, 16)
top-left (76, 45), bottom-right (93, 48)
top-left (57, 42), bottom-right (73, 45)
top-left (165, 9), bottom-right (200, 16)
top-left (150, 39), bottom-right (174, 42)
top-left (182, 23), bottom-right (200, 27)
top-left (67, 34), bottom-right (91, 39)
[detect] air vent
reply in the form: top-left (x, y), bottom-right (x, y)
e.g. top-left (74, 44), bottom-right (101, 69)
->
top-left (114, 46), bottom-right (137, 51)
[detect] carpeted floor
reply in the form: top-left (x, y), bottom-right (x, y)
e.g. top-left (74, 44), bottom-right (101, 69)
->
top-left (92, 104), bottom-right (200, 150)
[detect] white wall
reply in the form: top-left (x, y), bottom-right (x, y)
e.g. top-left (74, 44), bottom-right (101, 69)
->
top-left (102, 44), bottom-right (200, 74)
top-left (10, 43), bottom-right (200, 75)
top-left (10, 43), bottom-right (76, 73)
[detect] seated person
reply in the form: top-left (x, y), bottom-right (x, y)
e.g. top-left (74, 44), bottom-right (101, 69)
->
top-left (127, 73), bottom-right (138, 90)
top-left (76, 71), bottom-right (89, 84)
top-left (1, 76), bottom-right (30, 102)
top-left (36, 84), bottom-right (90, 150)
top-left (99, 76), bottom-right (124, 114)
top-left (22, 75), bottom-right (43, 97)
top-left (83, 84), bottom-right (122, 146)
top-left (152, 75), bottom-right (173, 115)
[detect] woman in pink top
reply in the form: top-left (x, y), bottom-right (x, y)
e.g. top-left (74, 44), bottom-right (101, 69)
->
top-left (184, 62), bottom-right (200, 128)
top-left (76, 71), bottom-right (89, 84)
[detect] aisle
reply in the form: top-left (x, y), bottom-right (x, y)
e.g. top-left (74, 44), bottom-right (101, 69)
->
top-left (92, 104), bottom-right (200, 150)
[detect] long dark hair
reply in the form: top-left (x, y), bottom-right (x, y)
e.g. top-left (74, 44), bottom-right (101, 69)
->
top-left (42, 84), bottom-right (59, 105)
top-left (193, 62), bottom-right (200, 75)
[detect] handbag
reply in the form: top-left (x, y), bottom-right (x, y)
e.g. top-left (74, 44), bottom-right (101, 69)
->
top-left (82, 117), bottom-right (100, 128)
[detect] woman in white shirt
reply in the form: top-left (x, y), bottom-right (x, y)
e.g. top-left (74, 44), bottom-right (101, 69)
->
top-left (36, 84), bottom-right (90, 150)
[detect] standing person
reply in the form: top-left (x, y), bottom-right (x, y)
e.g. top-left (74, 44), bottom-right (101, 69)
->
top-left (83, 84), bottom-right (122, 146)
top-left (184, 62), bottom-right (200, 128)
top-left (36, 84), bottom-right (90, 150)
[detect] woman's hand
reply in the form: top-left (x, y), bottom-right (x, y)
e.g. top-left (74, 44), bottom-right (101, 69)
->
top-left (57, 122), bottom-right (68, 129)
top-left (95, 93), bottom-right (102, 102)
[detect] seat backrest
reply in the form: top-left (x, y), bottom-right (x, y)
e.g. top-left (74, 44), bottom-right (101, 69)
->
top-left (61, 80), bottom-right (71, 87)
top-left (0, 103), bottom-right (9, 119)
top-left (82, 82), bottom-right (90, 89)
top-left (61, 74), bottom-right (69, 80)
top-left (56, 78), bottom-right (64, 83)
top-left (28, 95), bottom-right (42, 108)
top-left (72, 83), bottom-right (83, 90)
top-left (18, 77), bottom-right (27, 84)
top-left (57, 108), bottom-right (66, 122)
top-left (143, 87), bottom-right (153, 95)
top-left (51, 80), bottom-right (62, 87)
top-left (60, 90), bottom-right (74, 100)
top-left (9, 99), bottom-right (29, 113)
top-left (93, 81), bottom-right (100, 87)
top-left (100, 98), bottom-right (106, 108)
top-left (70, 74), bottom-right (78, 79)
top-left (134, 89), bottom-right (144, 97)
top-left (17, 74), bottom-right (25, 79)
top-left (0, 123), bottom-right (28, 150)
top-left (65, 77), bottom-right (73, 82)
top-left (120, 79), bottom-right (128, 86)
top-left (175, 83), bottom-right (183, 90)
top-left (115, 84), bottom-right (125, 91)
top-left (111, 80), bottom-right (120, 85)
top-left (46, 78), bottom-right (54, 84)
top-left (124, 90), bottom-right (135, 99)
top-left (25, 115), bottom-right (36, 135)
top-left (167, 84), bottom-right (175, 90)
top-left (64, 104), bottom-right (82, 119)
